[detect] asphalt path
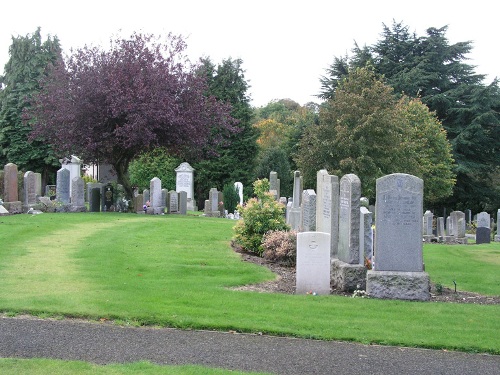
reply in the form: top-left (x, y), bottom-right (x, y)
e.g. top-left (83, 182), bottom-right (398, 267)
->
top-left (1, 317), bottom-right (499, 374)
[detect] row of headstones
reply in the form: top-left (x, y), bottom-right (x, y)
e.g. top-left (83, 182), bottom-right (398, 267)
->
top-left (202, 185), bottom-right (243, 219)
top-left (423, 210), bottom-right (499, 244)
top-left (0, 163), bottom-right (89, 214)
top-left (290, 170), bottom-right (430, 301)
top-left (131, 177), bottom-right (188, 215)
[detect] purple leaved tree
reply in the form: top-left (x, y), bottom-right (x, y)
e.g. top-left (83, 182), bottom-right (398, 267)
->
top-left (26, 32), bottom-right (236, 199)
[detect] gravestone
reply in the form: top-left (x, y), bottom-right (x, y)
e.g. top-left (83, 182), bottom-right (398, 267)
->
top-left (359, 206), bottom-right (373, 265)
top-left (175, 162), bottom-right (195, 211)
top-left (234, 182), bottom-right (243, 206)
top-left (149, 177), bottom-right (164, 214)
top-left (366, 173), bottom-right (429, 301)
top-left (179, 191), bottom-right (187, 215)
top-left (3, 163), bottom-right (22, 213)
top-left (71, 176), bottom-right (86, 211)
top-left (34, 173), bottom-right (42, 197)
top-left (269, 171), bottom-right (279, 200)
top-left (423, 210), bottom-right (434, 242)
top-left (301, 189), bottom-right (316, 232)
top-left (167, 190), bottom-right (179, 214)
top-left (204, 188), bottom-right (220, 217)
top-left (0, 170), bottom-right (4, 199)
top-left (45, 185), bottom-right (56, 200)
top-left (331, 174), bottom-right (365, 291)
top-left (86, 182), bottom-right (103, 203)
top-left (161, 189), bottom-right (168, 207)
top-left (476, 211), bottom-right (491, 244)
top-left (287, 171), bottom-right (302, 230)
top-left (60, 155), bottom-right (82, 197)
top-left (103, 183), bottom-right (114, 211)
top-left (133, 194), bottom-right (144, 213)
top-left (315, 170), bottom-right (339, 257)
top-left (337, 174), bottom-right (361, 264)
top-left (23, 171), bottom-right (37, 208)
top-left (90, 187), bottom-right (101, 212)
top-left (296, 232), bottom-right (331, 295)
top-left (495, 209), bottom-right (500, 242)
top-left (437, 217), bottom-right (445, 242)
top-left (56, 168), bottom-right (70, 205)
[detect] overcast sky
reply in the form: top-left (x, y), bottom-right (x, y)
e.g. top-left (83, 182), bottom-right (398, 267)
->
top-left (1, 1), bottom-right (498, 107)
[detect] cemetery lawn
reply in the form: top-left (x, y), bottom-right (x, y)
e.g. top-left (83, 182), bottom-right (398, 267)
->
top-left (0, 214), bottom-right (499, 355)
top-left (0, 358), bottom-right (270, 374)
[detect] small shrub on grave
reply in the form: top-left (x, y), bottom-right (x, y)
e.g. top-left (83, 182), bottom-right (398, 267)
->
top-left (262, 230), bottom-right (297, 266)
top-left (233, 179), bottom-right (289, 256)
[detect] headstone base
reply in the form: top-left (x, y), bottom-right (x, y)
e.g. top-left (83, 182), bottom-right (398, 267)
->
top-left (330, 259), bottom-right (367, 292)
top-left (423, 235), bottom-right (437, 243)
top-left (443, 236), bottom-right (467, 244)
top-left (204, 211), bottom-right (220, 218)
top-left (366, 270), bottom-right (430, 301)
top-left (70, 206), bottom-right (87, 213)
top-left (495, 235), bottom-right (500, 242)
top-left (147, 207), bottom-right (165, 215)
top-left (3, 201), bottom-right (22, 214)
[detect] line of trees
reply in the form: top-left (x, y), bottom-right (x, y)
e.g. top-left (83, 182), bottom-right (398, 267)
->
top-left (0, 23), bottom-right (498, 212)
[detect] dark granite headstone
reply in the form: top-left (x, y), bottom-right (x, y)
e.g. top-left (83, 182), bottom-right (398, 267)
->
top-left (476, 227), bottom-right (491, 244)
top-left (90, 188), bottom-right (101, 212)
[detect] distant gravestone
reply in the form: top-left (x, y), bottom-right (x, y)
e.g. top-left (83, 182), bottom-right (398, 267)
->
top-left (103, 184), bottom-right (114, 211)
top-left (71, 176), bottom-right (86, 210)
top-left (149, 177), bottom-right (164, 214)
top-left (315, 170), bottom-right (339, 257)
top-left (90, 188), bottom-right (101, 212)
top-left (56, 168), bottom-right (70, 204)
top-left (423, 210), bottom-right (434, 242)
top-left (287, 171), bottom-right (302, 230)
top-left (437, 217), bottom-right (445, 241)
top-left (86, 182), bottom-right (103, 203)
top-left (34, 173), bottom-right (42, 197)
top-left (337, 174), bottom-right (361, 264)
top-left (296, 231), bottom-right (331, 295)
top-left (301, 189), bottom-right (316, 231)
top-left (269, 171), bottom-right (279, 200)
top-left (60, 155), bottom-right (82, 197)
top-left (179, 191), bottom-right (187, 215)
top-left (476, 211), bottom-right (491, 244)
top-left (23, 171), bottom-right (37, 206)
top-left (4, 163), bottom-right (19, 203)
top-left (175, 162), bottom-right (195, 211)
top-left (167, 190), bottom-right (179, 214)
top-left (134, 194), bottom-right (144, 213)
top-left (495, 209), bottom-right (500, 242)
top-left (366, 173), bottom-right (429, 301)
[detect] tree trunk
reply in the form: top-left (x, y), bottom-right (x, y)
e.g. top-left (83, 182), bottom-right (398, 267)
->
top-left (113, 159), bottom-right (134, 200)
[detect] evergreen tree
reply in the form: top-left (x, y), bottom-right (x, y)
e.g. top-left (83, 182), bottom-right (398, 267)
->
top-left (0, 28), bottom-right (62, 184)
top-left (193, 58), bottom-right (258, 206)
top-left (319, 21), bottom-right (500, 211)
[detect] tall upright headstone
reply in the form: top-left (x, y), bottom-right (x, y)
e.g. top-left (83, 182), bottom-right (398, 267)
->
top-left (149, 177), bottom-right (164, 214)
top-left (269, 171), bottom-right (279, 200)
top-left (178, 191), bottom-right (187, 215)
top-left (337, 174), bottom-right (361, 264)
top-left (359, 206), bottom-right (373, 265)
top-left (315, 170), bottom-right (339, 257)
top-left (60, 155), bottom-right (82, 197)
top-left (301, 189), bottom-right (316, 232)
top-left (366, 173), bottom-right (429, 301)
top-left (296, 232), bottom-right (331, 295)
top-left (167, 190), bottom-right (179, 214)
top-left (56, 168), bottom-right (70, 205)
top-left (34, 173), bottom-right (42, 198)
top-left (495, 209), bottom-right (500, 242)
top-left (175, 162), bottom-right (195, 211)
top-left (423, 210), bottom-right (434, 242)
top-left (331, 174), bottom-right (365, 292)
top-left (3, 163), bottom-right (19, 203)
top-left (23, 171), bottom-right (37, 207)
top-left (287, 171), bottom-right (302, 230)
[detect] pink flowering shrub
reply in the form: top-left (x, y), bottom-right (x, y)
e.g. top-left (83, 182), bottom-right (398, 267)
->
top-left (262, 230), bottom-right (297, 266)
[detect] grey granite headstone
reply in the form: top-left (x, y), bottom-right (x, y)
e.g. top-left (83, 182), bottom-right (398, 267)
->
top-left (437, 217), bottom-right (445, 241)
top-left (179, 191), bottom-right (187, 215)
top-left (359, 206), bottom-right (373, 264)
top-left (423, 210), bottom-right (433, 236)
top-left (296, 231), bottom-right (331, 295)
top-left (316, 170), bottom-right (340, 257)
top-left (23, 171), bottom-right (37, 206)
top-left (71, 176), bottom-right (85, 208)
top-left (301, 189), bottom-right (316, 232)
top-left (34, 173), bottom-right (42, 197)
top-left (167, 190), bottom-right (179, 214)
top-left (374, 173), bottom-right (424, 272)
top-left (56, 168), bottom-right (70, 204)
top-left (477, 212), bottom-right (490, 228)
top-left (476, 227), bottom-right (491, 244)
top-left (269, 171), bottom-right (279, 200)
top-left (287, 171), bottom-right (303, 231)
top-left (337, 174), bottom-right (361, 264)
top-left (149, 177), bottom-right (164, 214)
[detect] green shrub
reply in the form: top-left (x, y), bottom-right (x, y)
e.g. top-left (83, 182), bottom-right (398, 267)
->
top-left (223, 183), bottom-right (240, 214)
top-left (129, 148), bottom-right (180, 191)
top-left (233, 179), bottom-right (289, 256)
top-left (262, 230), bottom-right (297, 266)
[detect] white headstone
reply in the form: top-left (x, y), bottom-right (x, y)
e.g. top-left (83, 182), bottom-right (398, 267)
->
top-left (296, 231), bottom-right (331, 295)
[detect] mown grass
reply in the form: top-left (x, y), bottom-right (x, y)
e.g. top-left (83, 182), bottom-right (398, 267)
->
top-left (0, 358), bottom-right (270, 375)
top-left (0, 213), bottom-right (499, 355)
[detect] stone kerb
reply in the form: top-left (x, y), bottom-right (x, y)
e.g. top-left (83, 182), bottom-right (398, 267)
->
top-left (366, 173), bottom-right (430, 301)
top-left (315, 170), bottom-right (339, 257)
top-left (296, 232), bottom-right (331, 295)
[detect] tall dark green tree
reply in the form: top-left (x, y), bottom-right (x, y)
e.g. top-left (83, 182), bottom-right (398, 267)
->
top-left (319, 21), bottom-right (500, 211)
top-left (0, 28), bottom-right (62, 183)
top-left (193, 58), bottom-right (258, 206)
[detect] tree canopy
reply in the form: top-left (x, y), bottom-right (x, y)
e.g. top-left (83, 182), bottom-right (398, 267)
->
top-left (0, 28), bottom-right (62, 183)
top-left (319, 21), bottom-right (500, 211)
top-left (26, 33), bottom-right (236, 198)
top-left (298, 67), bottom-right (455, 204)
